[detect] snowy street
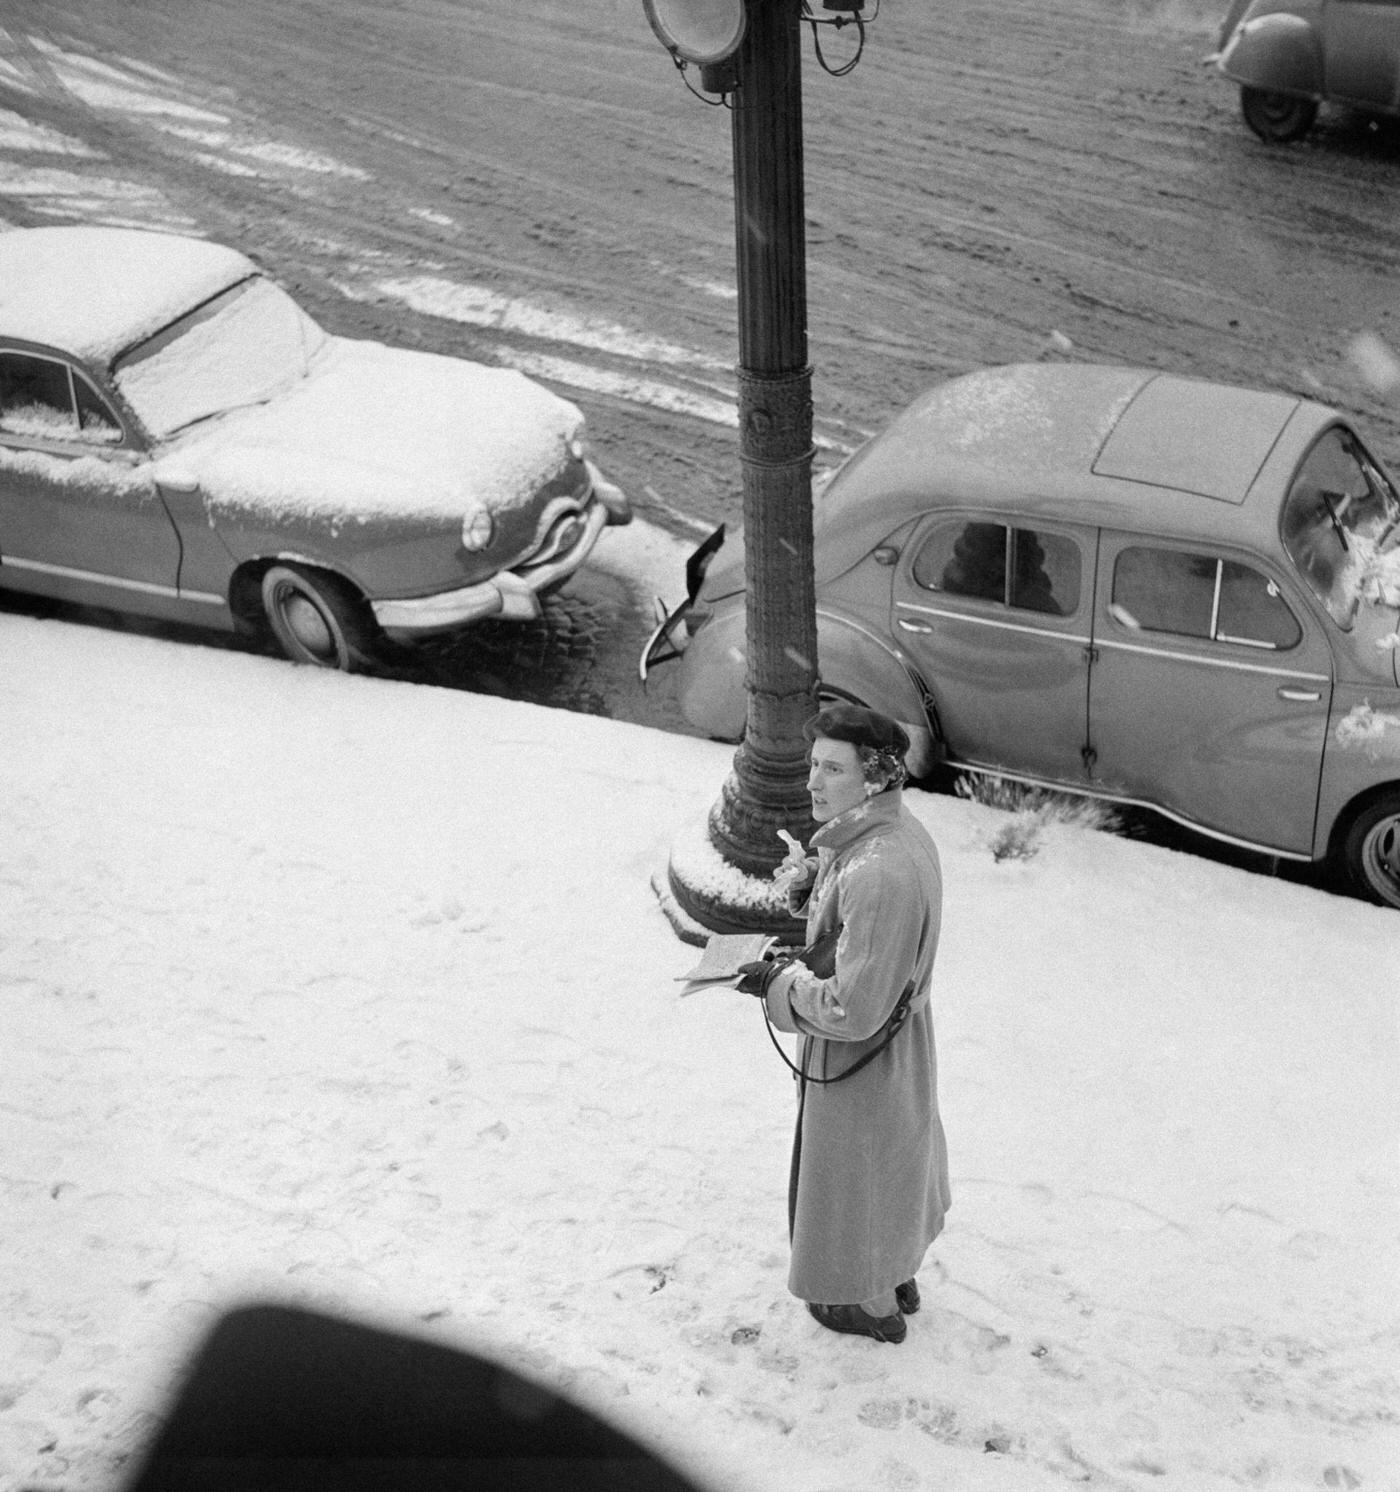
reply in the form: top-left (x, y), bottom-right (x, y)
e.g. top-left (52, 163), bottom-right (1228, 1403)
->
top-left (4, 562), bottom-right (1398, 1491)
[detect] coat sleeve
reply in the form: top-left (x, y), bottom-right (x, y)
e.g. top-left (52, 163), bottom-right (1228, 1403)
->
top-left (785, 857), bottom-right (819, 915)
top-left (764, 846), bottom-right (923, 1042)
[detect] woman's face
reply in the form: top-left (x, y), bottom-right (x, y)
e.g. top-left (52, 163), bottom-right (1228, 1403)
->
top-left (807, 737), bottom-right (869, 822)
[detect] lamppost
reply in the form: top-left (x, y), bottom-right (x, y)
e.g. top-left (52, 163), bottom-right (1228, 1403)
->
top-left (644, 0), bottom-right (875, 940)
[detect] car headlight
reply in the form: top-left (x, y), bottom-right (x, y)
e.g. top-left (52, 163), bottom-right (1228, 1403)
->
top-left (461, 509), bottom-right (495, 552)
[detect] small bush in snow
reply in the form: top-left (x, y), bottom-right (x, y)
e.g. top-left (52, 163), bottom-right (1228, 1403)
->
top-left (955, 774), bottom-right (1121, 863)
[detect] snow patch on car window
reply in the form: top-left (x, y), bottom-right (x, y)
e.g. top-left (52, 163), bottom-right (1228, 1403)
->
top-left (115, 278), bottom-right (327, 437)
top-left (1345, 536), bottom-right (1400, 613)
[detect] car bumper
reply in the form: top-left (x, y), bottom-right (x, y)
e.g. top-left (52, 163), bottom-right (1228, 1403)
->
top-left (372, 474), bottom-right (627, 637)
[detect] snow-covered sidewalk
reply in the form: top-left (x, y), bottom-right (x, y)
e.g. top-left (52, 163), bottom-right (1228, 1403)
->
top-left (3, 603), bottom-right (1398, 1492)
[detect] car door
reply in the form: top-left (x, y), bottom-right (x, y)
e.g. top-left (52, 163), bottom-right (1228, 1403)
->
top-left (892, 513), bottom-right (1095, 782)
top-left (0, 346), bottom-right (182, 603)
top-left (1087, 535), bottom-right (1334, 855)
top-left (1321, 0), bottom-right (1400, 110)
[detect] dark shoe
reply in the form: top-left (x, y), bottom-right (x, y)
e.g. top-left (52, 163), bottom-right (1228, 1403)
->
top-left (808, 1302), bottom-right (907, 1344)
top-left (895, 1279), bottom-right (920, 1315)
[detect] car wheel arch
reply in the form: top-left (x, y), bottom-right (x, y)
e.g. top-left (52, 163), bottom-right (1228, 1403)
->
top-left (230, 556), bottom-right (380, 669)
top-left (678, 603), bottom-right (947, 777)
top-left (814, 611), bottom-right (947, 779)
top-left (1220, 11), bottom-right (1324, 97)
top-left (1326, 781), bottom-right (1400, 909)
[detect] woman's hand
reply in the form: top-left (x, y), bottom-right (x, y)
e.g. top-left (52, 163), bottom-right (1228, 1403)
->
top-left (773, 829), bottom-right (814, 891)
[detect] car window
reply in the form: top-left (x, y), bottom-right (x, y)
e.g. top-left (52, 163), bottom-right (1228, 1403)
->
top-left (1281, 426), bottom-right (1399, 629)
top-left (1111, 546), bottom-right (1301, 650)
top-left (0, 351), bottom-right (122, 445)
top-left (114, 276), bottom-right (328, 438)
top-left (913, 519), bottom-right (1082, 615)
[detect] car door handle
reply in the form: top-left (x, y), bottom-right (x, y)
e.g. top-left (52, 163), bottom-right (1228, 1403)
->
top-left (897, 618), bottom-right (934, 634)
top-left (1277, 687), bottom-right (1321, 702)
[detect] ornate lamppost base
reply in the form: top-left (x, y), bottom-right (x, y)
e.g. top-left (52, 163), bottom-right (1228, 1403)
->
top-left (656, 793), bottom-right (808, 946)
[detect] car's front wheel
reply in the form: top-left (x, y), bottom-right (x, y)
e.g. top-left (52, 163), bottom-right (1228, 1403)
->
top-left (1334, 790), bottom-right (1400, 910)
top-left (260, 563), bottom-right (377, 670)
top-left (1240, 87), bottom-right (1318, 144)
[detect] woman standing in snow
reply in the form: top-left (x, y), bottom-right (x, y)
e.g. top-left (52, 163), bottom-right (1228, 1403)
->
top-left (738, 704), bottom-right (950, 1345)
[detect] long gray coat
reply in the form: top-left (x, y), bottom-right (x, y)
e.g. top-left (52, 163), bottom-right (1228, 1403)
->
top-left (763, 790), bottom-right (949, 1304)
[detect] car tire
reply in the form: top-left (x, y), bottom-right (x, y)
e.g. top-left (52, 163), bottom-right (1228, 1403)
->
top-left (1240, 87), bottom-right (1318, 144)
top-left (260, 562), bottom-right (377, 671)
top-left (1333, 790), bottom-right (1400, 910)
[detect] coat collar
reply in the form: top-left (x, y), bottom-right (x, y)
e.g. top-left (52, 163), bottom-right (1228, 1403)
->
top-left (810, 788), bottom-right (903, 855)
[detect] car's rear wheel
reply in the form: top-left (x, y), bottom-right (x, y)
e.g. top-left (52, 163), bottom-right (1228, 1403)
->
top-left (1240, 87), bottom-right (1318, 144)
top-left (260, 563), bottom-right (377, 671)
top-left (1333, 790), bottom-right (1400, 910)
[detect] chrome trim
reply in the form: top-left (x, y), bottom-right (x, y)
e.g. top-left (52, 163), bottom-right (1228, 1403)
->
top-left (822, 604), bottom-right (930, 665)
top-left (1095, 635), bottom-right (1330, 683)
top-left (896, 599), bottom-right (1092, 646)
top-left (953, 760), bottom-right (1314, 863)
top-left (0, 554), bottom-right (224, 605)
top-left (373, 499), bottom-right (608, 635)
top-left (897, 598), bottom-right (1329, 680)
top-left (584, 461), bottom-right (631, 525)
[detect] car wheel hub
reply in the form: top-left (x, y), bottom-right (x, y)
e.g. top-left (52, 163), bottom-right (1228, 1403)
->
top-left (281, 592), bottom-right (335, 659)
top-left (1361, 814), bottom-right (1400, 907)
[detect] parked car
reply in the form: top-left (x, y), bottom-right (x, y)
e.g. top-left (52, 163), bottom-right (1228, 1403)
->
top-left (0, 226), bottom-right (630, 669)
top-left (642, 363), bottom-right (1400, 908)
top-left (1210, 0), bottom-right (1400, 143)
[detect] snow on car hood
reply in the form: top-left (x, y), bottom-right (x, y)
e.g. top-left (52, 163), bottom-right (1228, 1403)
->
top-left (167, 338), bottom-right (584, 525)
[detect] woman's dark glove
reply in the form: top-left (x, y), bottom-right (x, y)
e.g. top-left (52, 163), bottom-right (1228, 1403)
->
top-left (735, 956), bottom-right (794, 996)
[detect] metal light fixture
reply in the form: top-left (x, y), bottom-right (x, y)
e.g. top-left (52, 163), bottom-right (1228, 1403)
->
top-left (801, 0), bottom-right (878, 74)
top-left (644, 0), bottom-right (879, 98)
top-left (642, 0), bottom-right (747, 66)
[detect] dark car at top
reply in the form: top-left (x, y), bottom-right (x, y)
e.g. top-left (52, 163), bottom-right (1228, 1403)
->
top-left (0, 226), bottom-right (630, 670)
top-left (1211, 0), bottom-right (1400, 143)
top-left (645, 362), bottom-right (1400, 909)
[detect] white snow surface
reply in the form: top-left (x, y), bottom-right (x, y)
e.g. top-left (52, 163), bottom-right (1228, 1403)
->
top-left (168, 337), bottom-right (584, 525)
top-left (0, 226), bottom-right (251, 362)
top-left (3, 562), bottom-right (1398, 1492)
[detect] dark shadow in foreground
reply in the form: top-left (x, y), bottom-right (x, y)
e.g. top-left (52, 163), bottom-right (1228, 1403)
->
top-left (98, 1304), bottom-right (710, 1492)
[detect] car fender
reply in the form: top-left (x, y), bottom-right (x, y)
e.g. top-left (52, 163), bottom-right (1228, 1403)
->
top-left (1218, 10), bottom-right (1323, 96)
top-left (1316, 686), bottom-right (1400, 860)
top-left (676, 599), bottom-right (944, 777)
top-left (676, 602), bottom-right (749, 741)
top-left (814, 609), bottom-right (943, 778)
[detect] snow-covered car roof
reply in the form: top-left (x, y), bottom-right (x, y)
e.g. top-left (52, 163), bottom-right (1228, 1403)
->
top-left (0, 226), bottom-right (254, 366)
top-left (797, 363), bottom-right (1340, 587)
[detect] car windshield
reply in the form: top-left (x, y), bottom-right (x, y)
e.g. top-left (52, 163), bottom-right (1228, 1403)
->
top-left (1281, 427), bottom-right (1399, 628)
top-left (113, 276), bottom-right (328, 438)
